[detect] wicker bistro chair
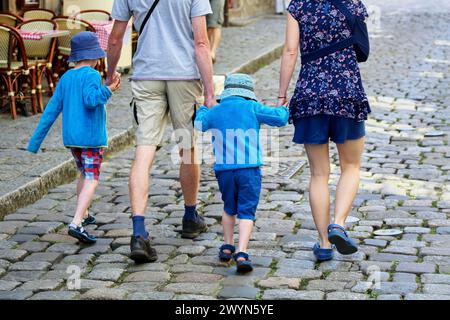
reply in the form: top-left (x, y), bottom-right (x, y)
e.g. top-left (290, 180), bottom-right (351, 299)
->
top-left (0, 25), bottom-right (37, 119)
top-left (76, 10), bottom-right (112, 22)
top-left (22, 9), bottom-right (55, 21)
top-left (0, 12), bottom-right (24, 27)
top-left (52, 17), bottom-right (96, 79)
top-left (17, 19), bottom-right (58, 112)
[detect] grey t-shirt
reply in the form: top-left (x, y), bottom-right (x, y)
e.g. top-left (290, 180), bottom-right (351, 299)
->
top-left (112, 0), bottom-right (212, 80)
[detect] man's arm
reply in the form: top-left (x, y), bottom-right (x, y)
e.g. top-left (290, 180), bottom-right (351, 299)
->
top-left (106, 20), bottom-right (128, 85)
top-left (192, 16), bottom-right (215, 108)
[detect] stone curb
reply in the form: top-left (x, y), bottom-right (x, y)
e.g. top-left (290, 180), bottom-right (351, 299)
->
top-left (0, 41), bottom-right (284, 219)
top-left (0, 129), bottom-right (134, 219)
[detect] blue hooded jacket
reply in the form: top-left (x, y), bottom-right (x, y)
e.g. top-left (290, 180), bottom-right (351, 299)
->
top-left (28, 66), bottom-right (112, 153)
top-left (194, 96), bottom-right (289, 171)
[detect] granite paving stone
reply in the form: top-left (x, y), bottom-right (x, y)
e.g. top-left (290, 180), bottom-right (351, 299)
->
top-left (263, 289), bottom-right (325, 300)
top-left (0, 1), bottom-right (449, 301)
top-left (28, 291), bottom-right (79, 300)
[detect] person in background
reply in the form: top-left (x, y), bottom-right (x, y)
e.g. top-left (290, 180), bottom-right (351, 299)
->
top-left (107, 0), bottom-right (215, 264)
top-left (207, 0), bottom-right (225, 63)
top-left (27, 32), bottom-right (121, 244)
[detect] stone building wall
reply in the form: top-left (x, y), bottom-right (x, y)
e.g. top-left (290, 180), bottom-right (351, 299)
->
top-left (6, 0), bottom-right (277, 21)
top-left (229, 0), bottom-right (277, 20)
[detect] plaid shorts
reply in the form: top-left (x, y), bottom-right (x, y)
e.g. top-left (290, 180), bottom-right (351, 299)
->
top-left (70, 148), bottom-right (103, 180)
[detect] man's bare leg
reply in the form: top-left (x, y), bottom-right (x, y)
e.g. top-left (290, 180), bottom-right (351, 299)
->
top-left (179, 147), bottom-right (200, 207)
top-left (129, 146), bottom-right (157, 216)
top-left (180, 146), bottom-right (207, 238)
top-left (129, 145), bottom-right (158, 263)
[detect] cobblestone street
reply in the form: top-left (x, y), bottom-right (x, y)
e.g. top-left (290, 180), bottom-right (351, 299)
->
top-left (0, 1), bottom-right (449, 300)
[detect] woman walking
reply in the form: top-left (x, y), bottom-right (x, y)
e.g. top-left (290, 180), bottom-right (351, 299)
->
top-left (277, 0), bottom-right (371, 261)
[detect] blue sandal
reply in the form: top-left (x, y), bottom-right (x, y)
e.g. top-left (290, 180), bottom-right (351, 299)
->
top-left (327, 224), bottom-right (358, 255)
top-left (312, 242), bottom-right (334, 262)
top-left (234, 252), bottom-right (253, 273)
top-left (219, 244), bottom-right (235, 262)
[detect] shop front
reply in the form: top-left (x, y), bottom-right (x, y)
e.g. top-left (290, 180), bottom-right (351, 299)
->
top-left (0, 0), bottom-right (132, 72)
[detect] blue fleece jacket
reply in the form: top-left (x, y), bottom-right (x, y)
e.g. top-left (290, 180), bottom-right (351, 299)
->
top-left (28, 66), bottom-right (112, 153)
top-left (194, 96), bottom-right (289, 171)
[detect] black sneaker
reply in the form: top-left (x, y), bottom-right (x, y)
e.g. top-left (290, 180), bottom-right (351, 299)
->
top-left (68, 224), bottom-right (97, 244)
top-left (181, 215), bottom-right (208, 239)
top-left (130, 236), bottom-right (158, 264)
top-left (82, 214), bottom-right (97, 227)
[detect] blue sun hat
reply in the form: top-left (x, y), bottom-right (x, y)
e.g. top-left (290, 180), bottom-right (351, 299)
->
top-left (68, 31), bottom-right (106, 63)
top-left (219, 73), bottom-right (257, 102)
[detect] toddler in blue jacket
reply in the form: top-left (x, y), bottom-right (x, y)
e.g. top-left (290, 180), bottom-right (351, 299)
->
top-left (28, 32), bottom-right (121, 244)
top-left (195, 74), bottom-right (289, 272)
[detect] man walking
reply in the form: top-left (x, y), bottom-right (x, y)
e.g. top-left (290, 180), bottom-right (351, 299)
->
top-left (207, 0), bottom-right (226, 63)
top-left (107, 0), bottom-right (215, 263)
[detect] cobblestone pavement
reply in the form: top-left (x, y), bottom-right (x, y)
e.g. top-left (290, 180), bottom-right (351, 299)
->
top-left (0, 16), bottom-right (285, 202)
top-left (0, 1), bottom-right (449, 300)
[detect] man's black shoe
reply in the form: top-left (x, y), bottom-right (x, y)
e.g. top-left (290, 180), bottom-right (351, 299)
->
top-left (130, 236), bottom-right (158, 264)
top-left (181, 215), bottom-right (208, 239)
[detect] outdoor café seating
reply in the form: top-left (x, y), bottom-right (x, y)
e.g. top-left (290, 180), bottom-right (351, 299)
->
top-left (76, 10), bottom-right (112, 22)
top-left (0, 12), bottom-right (24, 27)
top-left (0, 5), bottom-right (118, 119)
top-left (17, 18), bottom-right (57, 111)
top-left (0, 24), bottom-right (37, 119)
top-left (22, 8), bottom-right (55, 20)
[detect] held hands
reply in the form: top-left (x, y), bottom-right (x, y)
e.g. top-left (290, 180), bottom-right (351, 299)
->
top-left (108, 71), bottom-right (121, 92)
top-left (204, 95), bottom-right (217, 109)
top-left (276, 96), bottom-right (289, 107)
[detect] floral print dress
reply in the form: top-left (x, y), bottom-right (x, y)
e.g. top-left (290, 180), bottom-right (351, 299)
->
top-left (288, 0), bottom-right (371, 122)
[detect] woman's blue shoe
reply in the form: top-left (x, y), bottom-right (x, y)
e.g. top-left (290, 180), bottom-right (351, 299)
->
top-left (234, 252), bottom-right (253, 273)
top-left (327, 223), bottom-right (358, 255)
top-left (312, 242), bottom-right (334, 262)
top-left (218, 244), bottom-right (235, 262)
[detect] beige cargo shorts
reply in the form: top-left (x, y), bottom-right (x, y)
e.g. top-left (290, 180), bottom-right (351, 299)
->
top-left (130, 80), bottom-right (203, 149)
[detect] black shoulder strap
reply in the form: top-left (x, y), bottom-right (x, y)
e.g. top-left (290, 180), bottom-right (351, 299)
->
top-left (329, 0), bottom-right (355, 25)
top-left (139, 0), bottom-right (160, 36)
top-left (301, 1), bottom-right (361, 65)
top-left (301, 37), bottom-right (354, 64)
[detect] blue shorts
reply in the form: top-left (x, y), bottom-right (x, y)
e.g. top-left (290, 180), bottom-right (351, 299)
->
top-left (215, 168), bottom-right (262, 221)
top-left (293, 115), bottom-right (365, 145)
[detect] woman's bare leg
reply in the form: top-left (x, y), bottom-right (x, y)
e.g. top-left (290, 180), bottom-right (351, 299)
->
top-left (305, 143), bottom-right (332, 248)
top-left (334, 138), bottom-right (365, 226)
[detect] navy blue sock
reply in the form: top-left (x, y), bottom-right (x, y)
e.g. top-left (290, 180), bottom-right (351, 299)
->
top-left (132, 215), bottom-right (148, 238)
top-left (184, 204), bottom-right (198, 221)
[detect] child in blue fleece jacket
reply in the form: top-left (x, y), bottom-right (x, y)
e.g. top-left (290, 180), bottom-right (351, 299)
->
top-left (195, 73), bottom-right (289, 273)
top-left (27, 32), bottom-right (121, 244)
